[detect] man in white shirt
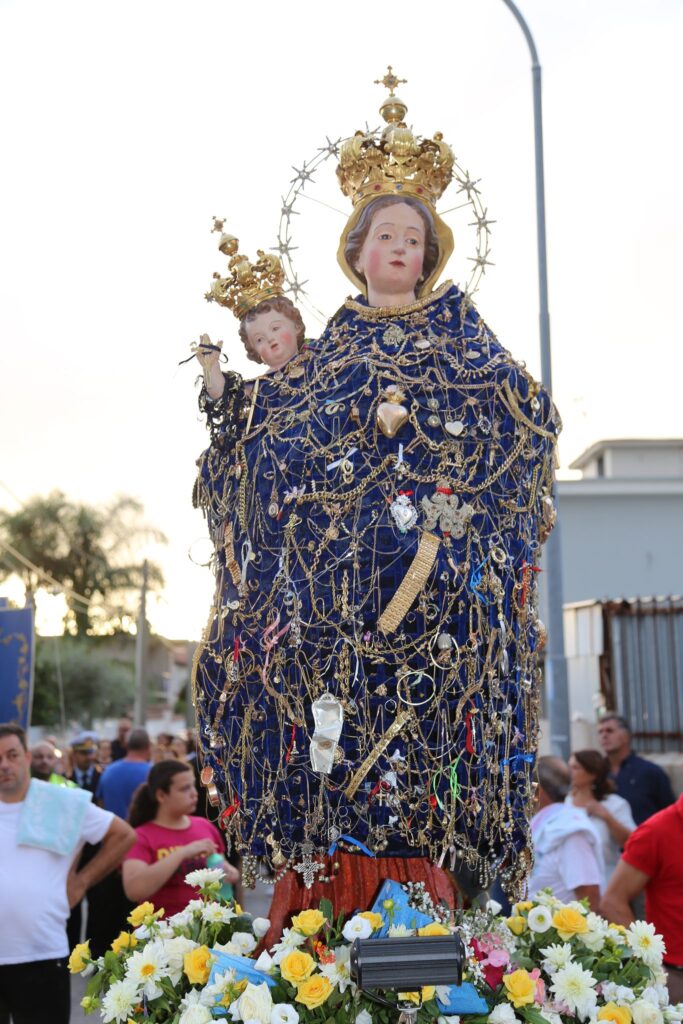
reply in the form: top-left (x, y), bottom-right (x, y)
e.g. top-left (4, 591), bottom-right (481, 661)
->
top-left (528, 756), bottom-right (603, 910)
top-left (0, 723), bottom-right (135, 1024)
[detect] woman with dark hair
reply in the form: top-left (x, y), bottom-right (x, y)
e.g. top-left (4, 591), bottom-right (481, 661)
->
top-left (122, 761), bottom-right (239, 916)
top-left (567, 749), bottom-right (636, 889)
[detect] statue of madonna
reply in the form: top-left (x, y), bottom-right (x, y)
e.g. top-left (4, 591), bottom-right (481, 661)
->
top-left (192, 80), bottom-right (560, 935)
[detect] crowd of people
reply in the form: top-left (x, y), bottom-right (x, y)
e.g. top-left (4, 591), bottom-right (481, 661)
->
top-left (0, 717), bottom-right (241, 1024)
top-left (1, 710), bottom-right (681, 1024)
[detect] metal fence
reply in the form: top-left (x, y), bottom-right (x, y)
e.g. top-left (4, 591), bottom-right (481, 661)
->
top-left (601, 596), bottom-right (683, 752)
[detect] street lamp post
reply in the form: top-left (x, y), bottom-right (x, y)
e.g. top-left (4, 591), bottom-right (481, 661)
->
top-left (500, 0), bottom-right (571, 758)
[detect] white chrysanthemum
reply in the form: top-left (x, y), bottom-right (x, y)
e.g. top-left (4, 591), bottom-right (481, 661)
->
top-left (540, 943), bottom-right (574, 975)
top-left (101, 979), bottom-right (140, 1023)
top-left (663, 1008), bottom-right (683, 1024)
top-left (388, 923), bottom-right (414, 937)
top-left (528, 906), bottom-right (553, 933)
top-left (271, 1005), bottom-right (299, 1024)
top-left (534, 891), bottom-right (562, 909)
top-left (125, 939), bottom-right (171, 999)
top-left (538, 1010), bottom-right (564, 1024)
top-left (580, 913), bottom-right (609, 953)
top-left (320, 945), bottom-right (353, 993)
top-left (201, 901), bottom-right (237, 924)
top-left (488, 1004), bottom-right (517, 1024)
top-left (628, 922), bottom-right (667, 967)
top-left (631, 1001), bottom-right (664, 1024)
top-left (641, 985), bottom-right (669, 1009)
top-left (566, 901), bottom-right (589, 916)
top-left (167, 908), bottom-right (194, 929)
top-left (164, 935), bottom-right (199, 985)
top-left (342, 915), bottom-right (373, 941)
top-left (179, 1005), bottom-right (214, 1024)
top-left (185, 866), bottom-right (225, 887)
top-left (270, 927), bottom-right (306, 964)
top-left (600, 983), bottom-right (635, 1004)
top-left (204, 969), bottom-right (238, 1006)
top-left (550, 963), bottom-right (598, 1020)
top-left (355, 1011), bottom-right (373, 1024)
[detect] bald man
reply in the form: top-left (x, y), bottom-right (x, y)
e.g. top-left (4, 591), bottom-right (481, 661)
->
top-left (31, 742), bottom-right (74, 787)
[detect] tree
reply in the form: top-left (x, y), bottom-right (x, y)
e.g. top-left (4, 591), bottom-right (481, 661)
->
top-left (32, 637), bottom-right (135, 727)
top-left (0, 491), bottom-right (166, 635)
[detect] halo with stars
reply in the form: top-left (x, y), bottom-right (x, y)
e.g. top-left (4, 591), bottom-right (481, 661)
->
top-left (274, 66), bottom-right (495, 328)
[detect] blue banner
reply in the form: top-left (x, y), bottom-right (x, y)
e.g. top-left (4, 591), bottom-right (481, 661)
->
top-left (0, 599), bottom-right (35, 729)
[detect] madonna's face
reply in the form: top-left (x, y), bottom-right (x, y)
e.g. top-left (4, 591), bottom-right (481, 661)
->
top-left (355, 202), bottom-right (425, 298)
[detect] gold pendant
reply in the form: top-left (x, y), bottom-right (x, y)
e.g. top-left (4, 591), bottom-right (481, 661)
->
top-left (377, 401), bottom-right (408, 438)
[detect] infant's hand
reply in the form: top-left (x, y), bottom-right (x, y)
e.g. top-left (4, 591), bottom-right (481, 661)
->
top-left (194, 333), bottom-right (222, 370)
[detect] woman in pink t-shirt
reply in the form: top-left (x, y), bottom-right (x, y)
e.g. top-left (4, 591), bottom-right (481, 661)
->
top-left (122, 761), bottom-right (239, 917)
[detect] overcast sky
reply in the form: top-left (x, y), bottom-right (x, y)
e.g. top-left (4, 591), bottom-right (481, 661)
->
top-left (1, 0), bottom-right (681, 639)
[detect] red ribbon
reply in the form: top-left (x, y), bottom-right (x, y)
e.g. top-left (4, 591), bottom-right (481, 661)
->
top-left (436, 486), bottom-right (453, 495)
top-left (285, 725), bottom-right (297, 764)
top-left (220, 796), bottom-right (240, 823)
top-left (520, 561), bottom-right (542, 607)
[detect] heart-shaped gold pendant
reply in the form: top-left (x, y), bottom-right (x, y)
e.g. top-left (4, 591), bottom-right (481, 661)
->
top-left (377, 402), bottom-right (409, 438)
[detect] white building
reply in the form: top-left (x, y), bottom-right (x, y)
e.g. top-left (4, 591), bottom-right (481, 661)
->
top-left (556, 439), bottom-right (683, 603)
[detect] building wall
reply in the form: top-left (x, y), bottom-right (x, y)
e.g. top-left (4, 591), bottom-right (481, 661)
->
top-left (555, 485), bottom-right (683, 603)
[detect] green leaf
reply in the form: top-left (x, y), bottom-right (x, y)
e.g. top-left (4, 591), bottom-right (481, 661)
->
top-left (319, 898), bottom-right (334, 923)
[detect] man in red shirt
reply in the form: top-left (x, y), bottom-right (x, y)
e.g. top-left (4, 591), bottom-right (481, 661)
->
top-left (601, 794), bottom-right (683, 1003)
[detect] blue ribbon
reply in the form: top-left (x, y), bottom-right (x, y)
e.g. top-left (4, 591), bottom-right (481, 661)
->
top-left (500, 753), bottom-right (535, 772)
top-left (328, 834), bottom-right (376, 858)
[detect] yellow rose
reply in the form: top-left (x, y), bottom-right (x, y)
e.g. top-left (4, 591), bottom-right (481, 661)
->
top-left (514, 901), bottom-right (534, 913)
top-left (234, 902), bottom-right (243, 914)
top-left (418, 922), bottom-right (450, 936)
top-left (296, 976), bottom-right (334, 1010)
top-left (111, 932), bottom-right (138, 955)
top-left (127, 902), bottom-right (155, 927)
top-left (68, 941), bottom-right (91, 974)
top-left (598, 1003), bottom-right (633, 1024)
top-left (280, 950), bottom-right (316, 985)
top-left (184, 945), bottom-right (214, 985)
top-left (552, 907), bottom-right (589, 940)
top-left (506, 915), bottom-right (527, 935)
top-left (503, 969), bottom-right (537, 1009)
top-left (399, 988), bottom-right (436, 1004)
top-left (291, 909), bottom-right (326, 936)
top-left (359, 911), bottom-right (384, 931)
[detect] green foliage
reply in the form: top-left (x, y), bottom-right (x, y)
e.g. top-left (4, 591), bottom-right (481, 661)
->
top-left (32, 636), bottom-right (135, 726)
top-left (0, 490), bottom-right (166, 634)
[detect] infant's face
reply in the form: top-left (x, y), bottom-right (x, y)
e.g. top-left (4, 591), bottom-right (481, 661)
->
top-left (245, 310), bottom-right (299, 370)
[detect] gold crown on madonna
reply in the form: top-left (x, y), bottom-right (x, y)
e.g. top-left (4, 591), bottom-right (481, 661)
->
top-left (205, 219), bottom-right (285, 320)
top-left (337, 67), bottom-right (455, 211)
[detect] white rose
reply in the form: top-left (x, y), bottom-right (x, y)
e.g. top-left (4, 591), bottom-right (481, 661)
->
top-left (179, 1007), bottom-right (214, 1024)
top-left (271, 1006), bottom-right (299, 1024)
top-left (343, 915), bottom-right (373, 941)
top-left (255, 951), bottom-right (274, 972)
top-left (253, 918), bottom-right (271, 938)
top-left (632, 1001), bottom-right (664, 1024)
top-left (489, 1004), bottom-right (518, 1024)
top-left (232, 932), bottom-right (258, 955)
top-left (237, 983), bottom-right (273, 1024)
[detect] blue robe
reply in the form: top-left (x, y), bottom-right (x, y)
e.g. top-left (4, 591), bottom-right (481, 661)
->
top-left (193, 280), bottom-right (560, 892)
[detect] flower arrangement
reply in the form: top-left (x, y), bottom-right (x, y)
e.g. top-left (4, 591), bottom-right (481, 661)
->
top-left (70, 870), bottom-right (683, 1024)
